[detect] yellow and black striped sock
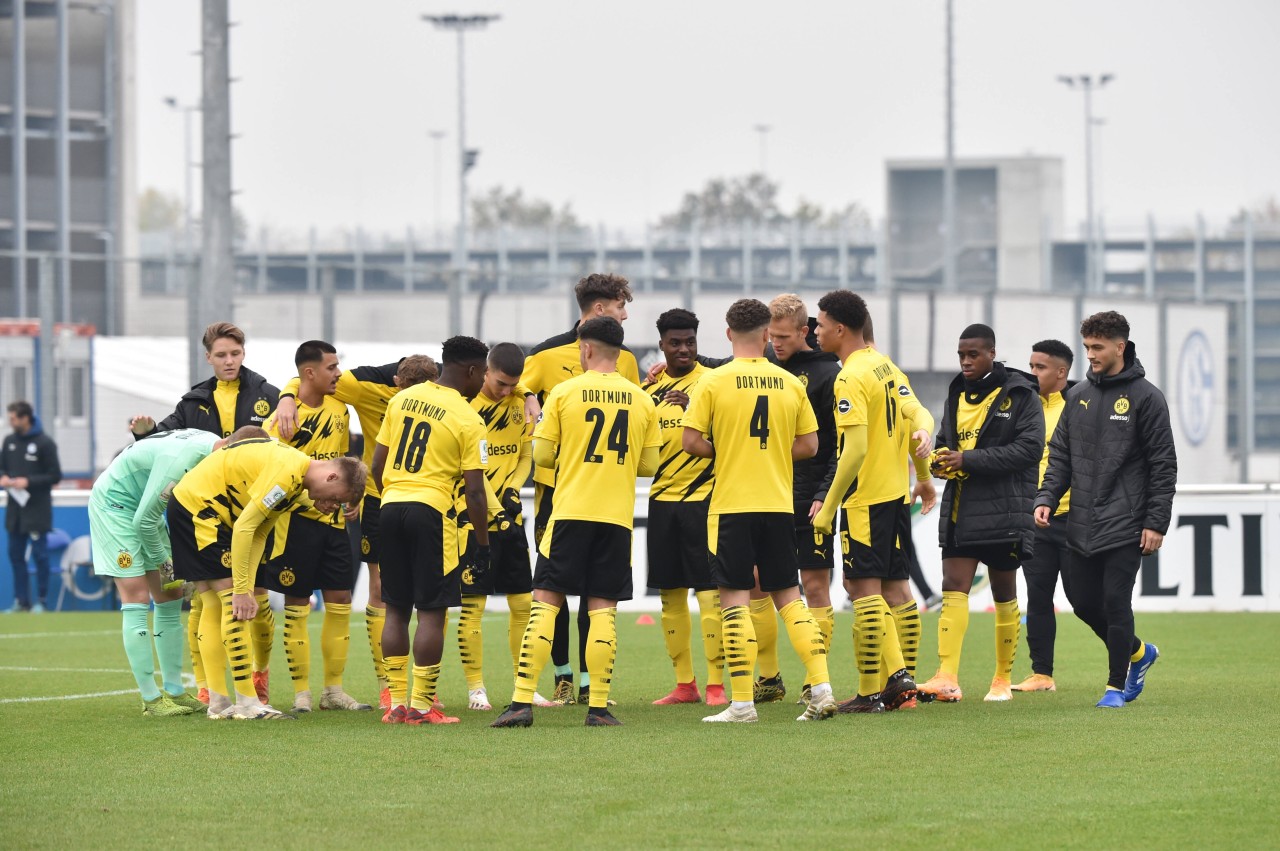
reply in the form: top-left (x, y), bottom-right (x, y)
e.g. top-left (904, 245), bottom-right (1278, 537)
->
top-left (218, 590), bottom-right (255, 699)
top-left (695, 590), bottom-right (724, 686)
top-left (506, 593), bottom-right (532, 677)
top-left (250, 593), bottom-right (273, 673)
top-left (938, 591), bottom-right (970, 678)
top-left (586, 608), bottom-right (618, 708)
top-left (780, 599), bottom-right (830, 688)
top-left (364, 605), bottom-right (387, 686)
top-left (321, 602), bottom-right (352, 689)
top-left (659, 589), bottom-right (695, 683)
top-left (891, 600), bottom-right (921, 680)
top-left (749, 597), bottom-right (779, 679)
top-left (283, 604), bottom-right (311, 694)
top-left (197, 590), bottom-right (226, 699)
top-left (410, 664), bottom-right (442, 712)
top-left (458, 595), bottom-right (487, 689)
top-left (513, 601), bottom-right (558, 704)
top-left (994, 599), bottom-right (1020, 681)
top-left (385, 654), bottom-right (409, 709)
top-left (721, 605), bottom-right (758, 703)
top-left (815, 605), bottom-right (835, 657)
top-left (188, 590), bottom-right (206, 690)
top-left (853, 595), bottom-right (885, 696)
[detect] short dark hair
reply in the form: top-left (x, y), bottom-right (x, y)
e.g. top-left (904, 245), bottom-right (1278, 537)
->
top-left (228, 425), bottom-right (269, 443)
top-left (1032, 339), bottom-right (1074, 366)
top-left (397, 354), bottom-right (437, 387)
top-left (7, 400), bottom-right (33, 421)
top-left (202, 321), bottom-right (244, 351)
top-left (295, 340), bottom-right (337, 368)
top-left (959, 323), bottom-right (996, 348)
top-left (656, 308), bottom-right (699, 337)
top-left (863, 316), bottom-right (876, 344)
top-left (725, 298), bottom-right (772, 333)
top-left (441, 336), bottom-right (489, 366)
top-left (487, 342), bottom-right (526, 377)
top-left (574, 273), bottom-right (633, 312)
top-left (1079, 310), bottom-right (1130, 341)
top-left (816, 290), bottom-right (869, 333)
top-left (578, 316), bottom-right (625, 348)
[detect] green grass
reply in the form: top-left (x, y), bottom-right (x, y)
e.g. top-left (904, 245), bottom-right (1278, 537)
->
top-left (1, 609), bottom-right (1277, 849)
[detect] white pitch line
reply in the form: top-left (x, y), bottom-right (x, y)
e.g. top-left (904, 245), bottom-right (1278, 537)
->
top-left (0, 630), bottom-right (116, 640)
top-left (0, 666), bottom-right (130, 673)
top-left (0, 688), bottom-right (138, 705)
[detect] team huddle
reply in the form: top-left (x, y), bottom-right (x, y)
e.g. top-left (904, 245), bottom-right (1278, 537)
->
top-left (91, 272), bottom-right (1177, 725)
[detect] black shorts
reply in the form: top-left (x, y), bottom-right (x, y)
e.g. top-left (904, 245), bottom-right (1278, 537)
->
top-left (460, 525), bottom-right (533, 596)
top-left (646, 499), bottom-right (713, 591)
top-left (533, 483), bottom-right (554, 549)
top-left (794, 506), bottom-right (834, 572)
top-left (708, 512), bottom-right (798, 593)
top-left (359, 495), bottom-right (381, 564)
top-left (841, 500), bottom-right (910, 581)
top-left (167, 500), bottom-right (236, 582)
top-left (259, 514), bottom-right (355, 595)
top-left (534, 519), bottom-right (633, 601)
top-left (942, 538), bottom-right (1024, 572)
top-left (379, 502), bottom-right (461, 610)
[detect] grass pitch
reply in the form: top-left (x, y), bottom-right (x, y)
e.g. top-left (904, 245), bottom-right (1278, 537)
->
top-left (1, 608), bottom-right (1277, 849)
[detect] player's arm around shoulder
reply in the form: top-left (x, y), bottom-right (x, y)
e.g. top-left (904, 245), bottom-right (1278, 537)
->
top-left (680, 371), bottom-right (715, 458)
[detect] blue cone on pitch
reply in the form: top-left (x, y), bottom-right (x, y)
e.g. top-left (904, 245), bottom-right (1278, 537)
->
top-left (1096, 689), bottom-right (1126, 708)
top-left (1123, 642), bottom-right (1159, 702)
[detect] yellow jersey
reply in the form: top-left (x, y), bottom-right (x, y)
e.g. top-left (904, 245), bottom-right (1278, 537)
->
top-left (377, 381), bottom-right (488, 515)
top-left (173, 438), bottom-right (312, 534)
top-left (831, 348), bottom-right (915, 508)
top-left (888, 363), bottom-right (929, 502)
top-left (1040, 390), bottom-right (1071, 515)
top-left (644, 363), bottom-right (714, 503)
top-left (265, 394), bottom-right (349, 528)
top-left (534, 370), bottom-right (660, 532)
top-left (950, 387), bottom-right (1001, 522)
top-left (454, 389), bottom-right (533, 531)
top-left (521, 326), bottom-right (642, 487)
top-left (213, 379), bottom-right (239, 438)
top-left (682, 357), bottom-right (817, 516)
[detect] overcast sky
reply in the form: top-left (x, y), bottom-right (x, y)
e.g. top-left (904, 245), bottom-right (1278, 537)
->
top-left (135, 0), bottom-right (1280, 242)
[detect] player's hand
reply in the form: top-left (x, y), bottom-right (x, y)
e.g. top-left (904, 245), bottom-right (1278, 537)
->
top-left (812, 506), bottom-right (835, 536)
top-left (1140, 528), bottom-right (1164, 556)
top-left (913, 479), bottom-right (937, 516)
top-left (523, 394), bottom-right (541, 429)
top-left (275, 396), bottom-right (299, 440)
top-left (662, 389), bottom-right (690, 409)
top-left (231, 592), bottom-right (258, 621)
top-left (645, 361), bottom-right (668, 383)
top-left (911, 428), bottom-right (933, 458)
top-left (935, 448), bottom-right (963, 472)
top-left (1033, 505), bottom-right (1051, 528)
top-left (8, 476), bottom-right (27, 489)
top-left (129, 414), bottom-right (155, 436)
top-left (0, 475), bottom-right (8, 488)
top-left (469, 545), bottom-right (492, 585)
top-left (343, 502), bottom-right (360, 521)
top-left (808, 500), bottom-right (822, 521)
top-left (500, 488), bottom-right (523, 524)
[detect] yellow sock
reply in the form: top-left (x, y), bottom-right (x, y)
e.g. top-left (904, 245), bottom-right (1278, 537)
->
top-left (218, 590), bottom-right (255, 699)
top-left (721, 605), bottom-right (758, 703)
top-left (458, 595), bottom-right (487, 689)
top-left (659, 589), bottom-right (695, 683)
top-left (197, 590), bottom-right (227, 698)
top-left (365, 605), bottom-right (387, 686)
top-left (852, 595), bottom-right (885, 696)
top-left (513, 601), bottom-right (558, 704)
top-left (994, 599), bottom-right (1020, 681)
top-left (815, 605), bottom-right (835, 656)
top-left (283, 604), bottom-right (311, 694)
top-left (779, 599), bottom-right (830, 687)
top-left (410, 664), bottom-right (442, 711)
top-left (321, 602), bottom-right (352, 689)
top-left (250, 593), bottom-right (273, 672)
top-left (585, 608), bottom-right (618, 708)
top-left (695, 590), bottom-right (724, 686)
top-left (938, 591), bottom-right (970, 678)
top-left (891, 600), bottom-right (921, 680)
top-left (188, 591), bottom-right (206, 689)
top-left (749, 597), bottom-right (779, 678)
top-left (506, 593), bottom-right (532, 677)
top-left (1130, 641), bottom-right (1147, 664)
top-left (385, 654), bottom-right (409, 709)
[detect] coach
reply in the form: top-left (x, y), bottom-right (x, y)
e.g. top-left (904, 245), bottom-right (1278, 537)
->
top-left (2, 401), bottom-right (62, 613)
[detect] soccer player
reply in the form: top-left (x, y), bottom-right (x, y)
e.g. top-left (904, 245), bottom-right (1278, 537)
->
top-left (90, 426), bottom-right (265, 716)
top-left (520, 273), bottom-right (642, 705)
top-left (810, 290), bottom-right (922, 713)
top-left (683, 298), bottom-right (836, 724)
top-left (1035, 311), bottom-right (1175, 708)
top-left (261, 341), bottom-right (371, 713)
top-left (643, 309), bottom-right (725, 707)
top-left (128, 321), bottom-right (279, 704)
top-left (274, 354), bottom-right (439, 711)
top-left (917, 324), bottom-right (1044, 703)
top-left (373, 336), bottom-right (491, 726)
top-left (456, 342), bottom-right (550, 712)
top-left (491, 317), bottom-right (661, 728)
top-left (169, 438), bottom-right (365, 719)
top-left (1013, 340), bottom-right (1075, 693)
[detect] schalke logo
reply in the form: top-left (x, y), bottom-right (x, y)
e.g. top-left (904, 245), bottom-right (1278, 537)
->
top-left (1178, 330), bottom-right (1213, 446)
top-left (279, 568), bottom-right (296, 587)
top-left (254, 398), bottom-right (270, 417)
top-left (1114, 398), bottom-right (1130, 415)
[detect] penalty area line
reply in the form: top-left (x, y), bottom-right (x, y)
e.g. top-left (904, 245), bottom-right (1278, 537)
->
top-left (0, 688), bottom-right (138, 704)
top-left (0, 630), bottom-right (117, 640)
top-left (0, 665), bottom-right (131, 673)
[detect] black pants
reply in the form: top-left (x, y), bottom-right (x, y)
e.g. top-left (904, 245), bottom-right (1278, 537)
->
top-left (1065, 542), bottom-right (1144, 690)
top-left (1023, 513), bottom-right (1070, 676)
top-left (900, 527), bottom-right (935, 600)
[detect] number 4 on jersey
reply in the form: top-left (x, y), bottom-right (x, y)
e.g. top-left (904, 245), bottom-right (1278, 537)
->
top-left (584, 407), bottom-right (630, 464)
top-left (750, 395), bottom-right (770, 449)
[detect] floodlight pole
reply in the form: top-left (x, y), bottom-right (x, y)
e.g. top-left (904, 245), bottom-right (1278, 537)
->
top-left (942, 0), bottom-right (957, 293)
top-left (1059, 73), bottom-right (1113, 293)
top-left (753, 124), bottom-right (771, 177)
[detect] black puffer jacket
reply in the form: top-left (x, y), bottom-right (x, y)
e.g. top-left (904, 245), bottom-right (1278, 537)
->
top-left (936, 364), bottom-right (1044, 552)
top-left (778, 347), bottom-right (841, 508)
top-left (1, 416), bottom-right (62, 534)
top-left (138, 365), bottom-right (279, 439)
top-left (1036, 342), bottom-right (1176, 557)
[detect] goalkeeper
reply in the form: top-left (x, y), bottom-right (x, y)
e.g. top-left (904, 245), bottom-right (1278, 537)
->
top-left (89, 425), bottom-right (266, 717)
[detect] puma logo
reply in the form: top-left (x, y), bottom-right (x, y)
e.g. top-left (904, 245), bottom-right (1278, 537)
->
top-left (1079, 399), bottom-right (1090, 410)
top-left (537, 636), bottom-right (552, 645)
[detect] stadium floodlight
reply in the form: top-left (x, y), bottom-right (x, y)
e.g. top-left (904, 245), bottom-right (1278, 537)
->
top-left (1058, 73), bottom-right (1114, 294)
